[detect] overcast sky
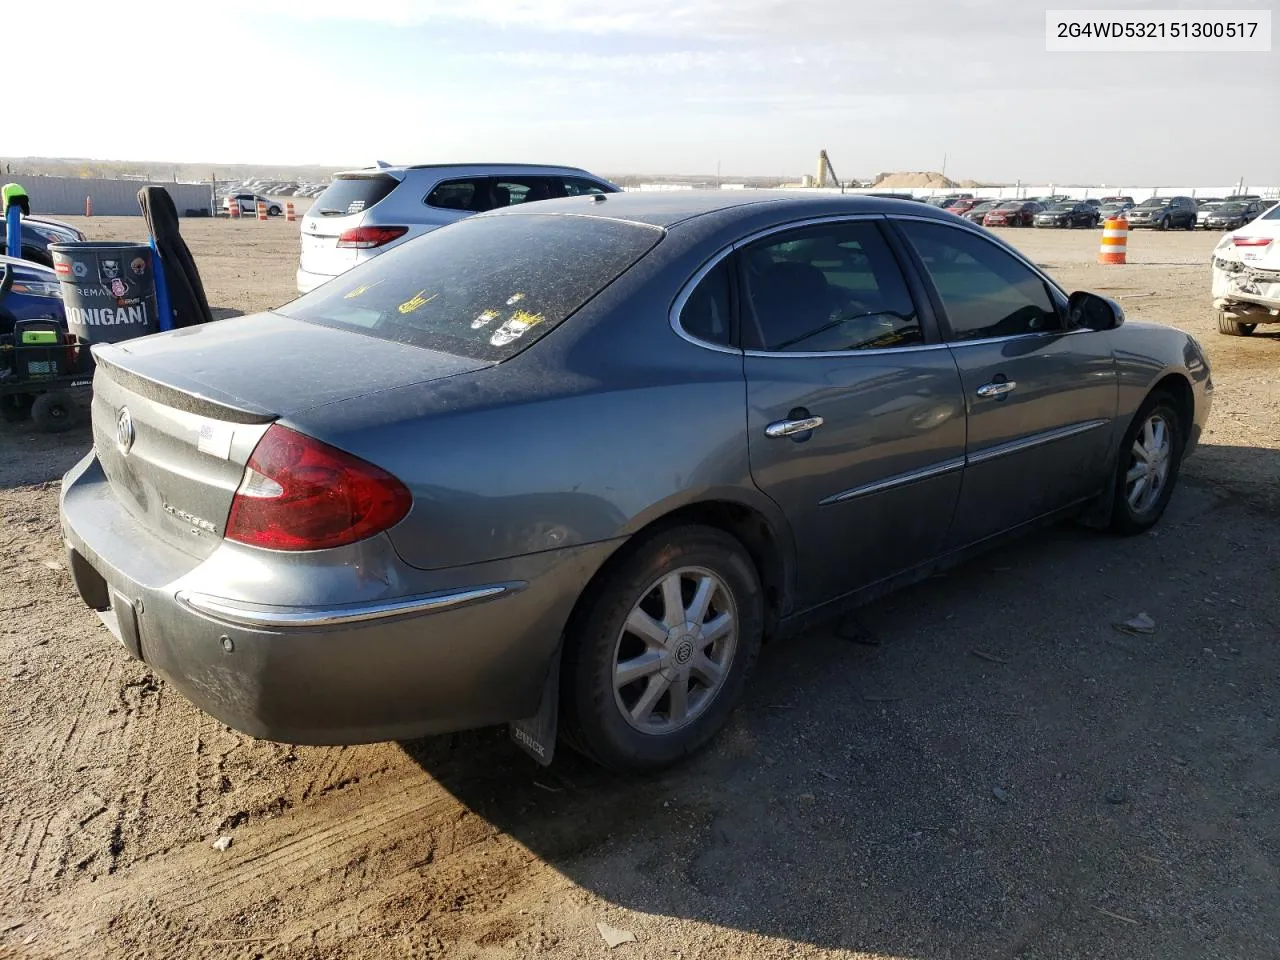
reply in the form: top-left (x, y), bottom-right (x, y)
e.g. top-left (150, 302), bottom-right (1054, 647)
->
top-left (18, 0), bottom-right (1280, 183)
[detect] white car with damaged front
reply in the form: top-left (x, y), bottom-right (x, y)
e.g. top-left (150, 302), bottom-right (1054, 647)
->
top-left (1211, 201), bottom-right (1280, 336)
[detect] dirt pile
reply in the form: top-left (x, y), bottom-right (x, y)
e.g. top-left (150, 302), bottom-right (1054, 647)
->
top-left (870, 170), bottom-right (960, 189)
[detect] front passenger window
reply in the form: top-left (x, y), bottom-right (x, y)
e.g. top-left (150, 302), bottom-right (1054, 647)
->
top-left (897, 220), bottom-right (1060, 341)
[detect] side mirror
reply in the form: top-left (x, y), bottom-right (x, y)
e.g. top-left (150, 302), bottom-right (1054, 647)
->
top-left (1067, 291), bottom-right (1124, 331)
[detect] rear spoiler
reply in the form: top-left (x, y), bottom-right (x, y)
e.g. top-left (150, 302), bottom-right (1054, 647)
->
top-left (92, 345), bottom-right (277, 425)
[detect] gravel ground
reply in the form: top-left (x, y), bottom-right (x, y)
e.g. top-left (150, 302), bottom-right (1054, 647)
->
top-left (1, 218), bottom-right (1277, 960)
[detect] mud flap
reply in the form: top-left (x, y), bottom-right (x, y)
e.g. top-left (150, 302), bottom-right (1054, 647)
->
top-left (509, 645), bottom-right (560, 766)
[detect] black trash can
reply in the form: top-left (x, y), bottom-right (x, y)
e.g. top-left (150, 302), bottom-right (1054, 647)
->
top-left (49, 241), bottom-right (158, 345)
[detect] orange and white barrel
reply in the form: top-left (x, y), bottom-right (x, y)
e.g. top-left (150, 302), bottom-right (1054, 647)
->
top-left (1098, 217), bottom-right (1128, 264)
top-left (285, 201), bottom-right (296, 222)
top-left (228, 196), bottom-right (240, 218)
top-left (84, 195), bottom-right (93, 217)
top-left (256, 200), bottom-right (268, 221)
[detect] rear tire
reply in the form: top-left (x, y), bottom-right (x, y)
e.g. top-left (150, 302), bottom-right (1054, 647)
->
top-left (1216, 310), bottom-right (1256, 336)
top-left (561, 525), bottom-right (763, 773)
top-left (30, 391), bottom-right (76, 433)
top-left (1109, 393), bottom-right (1184, 535)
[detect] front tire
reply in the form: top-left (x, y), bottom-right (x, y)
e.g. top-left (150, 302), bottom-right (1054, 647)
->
top-left (268, 206), bottom-right (281, 217)
top-left (561, 525), bottom-right (763, 773)
top-left (1158, 216), bottom-right (1170, 231)
top-left (1109, 394), bottom-right (1184, 535)
top-left (1216, 309), bottom-right (1256, 336)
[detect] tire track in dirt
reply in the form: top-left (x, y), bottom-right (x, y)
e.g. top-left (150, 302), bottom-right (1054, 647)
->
top-left (25, 770), bottom-right (526, 956)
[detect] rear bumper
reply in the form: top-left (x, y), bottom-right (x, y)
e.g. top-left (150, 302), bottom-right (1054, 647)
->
top-left (61, 451), bottom-right (618, 745)
top-left (295, 266), bottom-right (338, 295)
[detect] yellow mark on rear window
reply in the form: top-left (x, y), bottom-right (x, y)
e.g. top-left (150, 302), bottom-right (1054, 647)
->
top-left (398, 290), bottom-right (437, 314)
top-left (472, 309), bottom-right (499, 329)
top-left (508, 309), bottom-right (544, 327)
top-left (506, 292), bottom-right (526, 306)
top-left (488, 309), bottom-right (547, 347)
top-left (343, 280), bottom-right (383, 299)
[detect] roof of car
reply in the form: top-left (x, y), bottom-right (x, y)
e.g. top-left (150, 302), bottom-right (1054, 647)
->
top-left (474, 190), bottom-right (960, 229)
top-left (334, 162), bottom-right (599, 177)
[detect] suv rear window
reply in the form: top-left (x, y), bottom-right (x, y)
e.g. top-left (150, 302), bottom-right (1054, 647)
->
top-left (278, 214), bottom-right (663, 361)
top-left (311, 175), bottom-right (399, 217)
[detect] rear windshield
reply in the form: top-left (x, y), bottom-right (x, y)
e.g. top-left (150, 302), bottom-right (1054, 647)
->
top-left (997, 202), bottom-right (1023, 210)
top-left (277, 213), bottom-right (663, 361)
top-left (1262, 203), bottom-right (1280, 220)
top-left (310, 175), bottom-right (399, 217)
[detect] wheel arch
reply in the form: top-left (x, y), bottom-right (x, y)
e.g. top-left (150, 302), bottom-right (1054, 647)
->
top-left (1149, 371), bottom-right (1195, 443)
top-left (564, 496), bottom-right (796, 644)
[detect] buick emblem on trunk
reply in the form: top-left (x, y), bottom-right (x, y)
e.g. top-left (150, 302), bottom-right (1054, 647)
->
top-left (116, 407), bottom-right (135, 454)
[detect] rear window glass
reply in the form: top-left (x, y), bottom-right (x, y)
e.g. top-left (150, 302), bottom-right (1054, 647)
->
top-left (1262, 203), bottom-right (1280, 220)
top-left (277, 214), bottom-right (663, 361)
top-left (311, 175), bottom-right (398, 217)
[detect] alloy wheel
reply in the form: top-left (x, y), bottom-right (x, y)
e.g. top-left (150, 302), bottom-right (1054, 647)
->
top-left (612, 566), bottom-right (738, 734)
top-left (1125, 413), bottom-right (1172, 515)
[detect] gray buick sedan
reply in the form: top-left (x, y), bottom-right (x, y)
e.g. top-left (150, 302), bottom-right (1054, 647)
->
top-left (61, 192), bottom-right (1213, 772)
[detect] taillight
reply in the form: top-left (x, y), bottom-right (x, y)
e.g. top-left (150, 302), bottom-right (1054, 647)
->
top-left (1232, 236), bottom-right (1273, 247)
top-left (226, 425), bottom-right (411, 551)
top-left (336, 226), bottom-right (408, 249)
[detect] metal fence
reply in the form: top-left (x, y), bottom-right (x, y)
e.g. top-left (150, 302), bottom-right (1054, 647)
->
top-left (17, 176), bottom-right (214, 217)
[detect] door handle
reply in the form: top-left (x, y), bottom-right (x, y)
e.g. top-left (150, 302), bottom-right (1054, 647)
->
top-left (765, 416), bottom-right (825, 438)
top-left (976, 381), bottom-right (1017, 399)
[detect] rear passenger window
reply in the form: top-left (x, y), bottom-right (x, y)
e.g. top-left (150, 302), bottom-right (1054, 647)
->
top-left (898, 220), bottom-right (1059, 341)
top-left (491, 178), bottom-right (557, 207)
top-left (679, 260), bottom-right (734, 347)
top-left (739, 220), bottom-right (922, 352)
top-left (425, 179), bottom-right (480, 211)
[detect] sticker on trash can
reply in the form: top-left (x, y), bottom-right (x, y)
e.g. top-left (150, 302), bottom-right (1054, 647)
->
top-left (99, 259), bottom-right (121, 282)
top-left (66, 305), bottom-right (148, 328)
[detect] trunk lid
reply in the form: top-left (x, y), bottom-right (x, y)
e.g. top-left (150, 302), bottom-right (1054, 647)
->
top-left (90, 312), bottom-right (489, 558)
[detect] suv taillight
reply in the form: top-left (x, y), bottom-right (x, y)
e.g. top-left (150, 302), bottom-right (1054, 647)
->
top-left (336, 226), bottom-right (408, 249)
top-left (226, 425), bottom-right (411, 551)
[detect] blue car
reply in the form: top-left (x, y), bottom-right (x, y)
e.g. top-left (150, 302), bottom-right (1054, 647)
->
top-left (0, 215), bottom-right (86, 266)
top-left (0, 254), bottom-right (65, 324)
top-left (1, 254), bottom-right (82, 430)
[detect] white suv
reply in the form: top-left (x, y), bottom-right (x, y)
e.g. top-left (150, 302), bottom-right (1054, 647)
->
top-left (296, 163), bottom-right (620, 293)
